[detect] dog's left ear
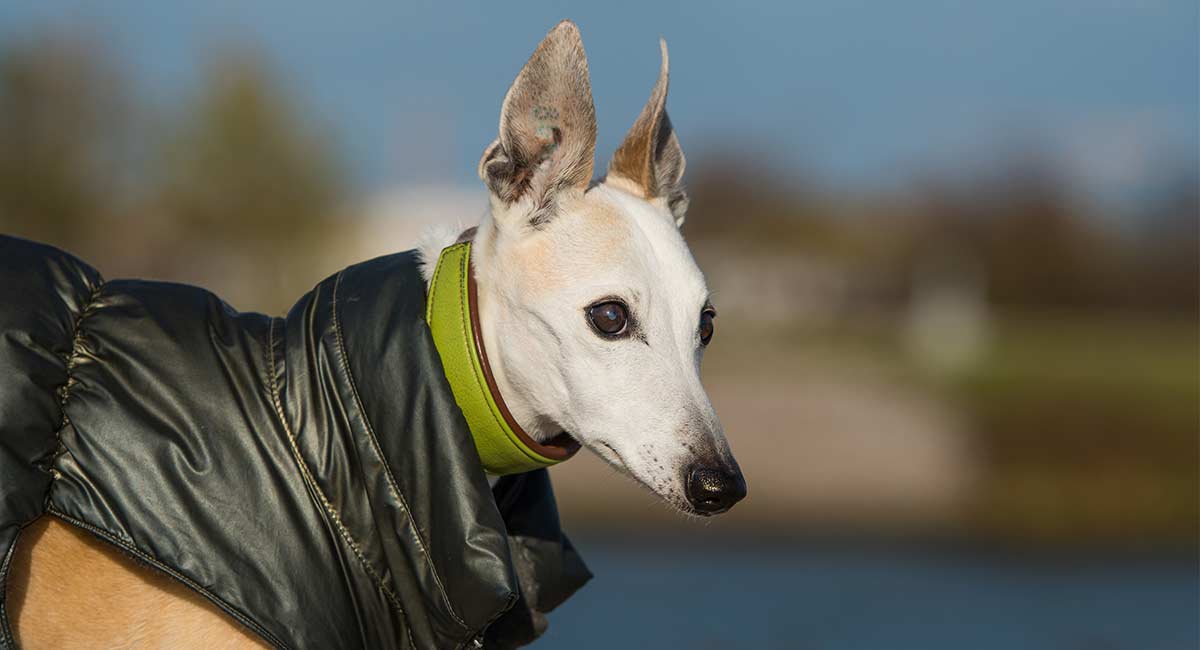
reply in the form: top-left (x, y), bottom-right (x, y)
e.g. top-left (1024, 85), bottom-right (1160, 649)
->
top-left (479, 20), bottom-right (597, 228)
top-left (608, 39), bottom-right (688, 226)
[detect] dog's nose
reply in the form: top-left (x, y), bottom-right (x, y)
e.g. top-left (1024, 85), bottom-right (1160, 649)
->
top-left (685, 466), bottom-right (747, 515)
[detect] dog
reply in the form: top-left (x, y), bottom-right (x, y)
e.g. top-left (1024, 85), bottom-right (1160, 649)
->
top-left (5, 20), bottom-right (744, 648)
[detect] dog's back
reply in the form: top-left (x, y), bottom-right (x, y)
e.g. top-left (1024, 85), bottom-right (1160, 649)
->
top-left (0, 236), bottom-right (578, 649)
top-left (0, 235), bottom-right (339, 648)
top-left (0, 236), bottom-right (270, 646)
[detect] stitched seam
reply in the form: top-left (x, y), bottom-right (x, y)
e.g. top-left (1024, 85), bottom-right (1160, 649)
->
top-left (13, 278), bottom-right (112, 646)
top-left (454, 588), bottom-right (519, 650)
top-left (0, 526), bottom-right (21, 647)
top-left (44, 507), bottom-right (288, 649)
top-left (0, 511), bottom-right (55, 647)
top-left (266, 319), bottom-right (417, 648)
top-left (52, 279), bottom-right (105, 466)
top-left (331, 271), bottom-right (469, 630)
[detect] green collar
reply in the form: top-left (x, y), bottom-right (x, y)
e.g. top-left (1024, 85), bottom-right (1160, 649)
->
top-left (425, 242), bottom-right (579, 475)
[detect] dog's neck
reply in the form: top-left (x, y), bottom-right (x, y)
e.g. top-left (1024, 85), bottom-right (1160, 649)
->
top-left (471, 221), bottom-right (566, 445)
top-left (420, 220), bottom-right (554, 488)
top-left (422, 221), bottom-right (562, 446)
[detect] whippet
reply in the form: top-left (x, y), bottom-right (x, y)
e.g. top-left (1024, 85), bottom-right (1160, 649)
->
top-left (7, 20), bottom-right (744, 648)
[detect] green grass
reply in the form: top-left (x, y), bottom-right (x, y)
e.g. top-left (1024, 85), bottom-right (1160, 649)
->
top-left (706, 311), bottom-right (1199, 546)
top-left (956, 314), bottom-right (1198, 545)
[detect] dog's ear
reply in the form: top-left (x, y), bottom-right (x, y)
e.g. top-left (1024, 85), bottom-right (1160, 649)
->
top-left (479, 20), bottom-right (596, 228)
top-left (608, 39), bottom-right (688, 226)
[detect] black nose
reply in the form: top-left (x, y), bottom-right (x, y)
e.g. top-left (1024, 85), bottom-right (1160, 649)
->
top-left (685, 466), bottom-right (747, 515)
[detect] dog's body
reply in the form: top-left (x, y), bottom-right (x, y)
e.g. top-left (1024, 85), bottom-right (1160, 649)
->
top-left (5, 21), bottom-right (742, 648)
top-left (10, 519), bottom-right (267, 648)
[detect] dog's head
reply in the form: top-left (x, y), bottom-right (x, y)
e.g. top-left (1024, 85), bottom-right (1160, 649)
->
top-left (467, 21), bottom-right (744, 515)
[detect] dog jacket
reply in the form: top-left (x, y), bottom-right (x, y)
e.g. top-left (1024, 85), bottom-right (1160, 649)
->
top-left (0, 235), bottom-right (589, 649)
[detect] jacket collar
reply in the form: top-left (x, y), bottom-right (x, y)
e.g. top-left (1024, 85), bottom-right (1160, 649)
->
top-left (425, 242), bottom-right (579, 475)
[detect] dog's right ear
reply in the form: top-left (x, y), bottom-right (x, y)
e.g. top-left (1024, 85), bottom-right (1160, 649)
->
top-left (479, 20), bottom-right (597, 228)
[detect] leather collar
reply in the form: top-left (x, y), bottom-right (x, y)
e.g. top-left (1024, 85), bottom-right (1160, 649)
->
top-left (425, 241), bottom-right (579, 475)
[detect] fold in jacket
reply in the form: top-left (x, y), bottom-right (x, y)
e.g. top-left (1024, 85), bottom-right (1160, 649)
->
top-left (0, 235), bottom-right (590, 649)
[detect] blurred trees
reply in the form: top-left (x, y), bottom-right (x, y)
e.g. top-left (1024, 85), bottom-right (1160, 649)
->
top-left (158, 53), bottom-right (340, 240)
top-left (0, 31), bottom-right (346, 313)
top-left (0, 32), bottom-right (133, 249)
top-left (1130, 174), bottom-right (1199, 315)
top-left (686, 151), bottom-right (1198, 318)
top-left (151, 50), bottom-right (345, 310)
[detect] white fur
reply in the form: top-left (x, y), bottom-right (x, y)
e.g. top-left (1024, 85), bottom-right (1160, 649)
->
top-left (418, 21), bottom-right (739, 511)
top-left (417, 223), bottom-right (464, 284)
top-left (419, 182), bottom-right (733, 510)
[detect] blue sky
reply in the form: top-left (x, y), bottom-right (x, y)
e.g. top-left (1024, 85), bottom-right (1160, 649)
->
top-left (2, 1), bottom-right (1196, 200)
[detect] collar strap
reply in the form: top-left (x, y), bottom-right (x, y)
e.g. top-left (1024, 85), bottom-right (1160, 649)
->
top-left (425, 242), bottom-right (579, 475)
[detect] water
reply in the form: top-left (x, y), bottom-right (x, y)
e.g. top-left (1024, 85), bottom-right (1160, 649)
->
top-left (538, 540), bottom-right (1198, 649)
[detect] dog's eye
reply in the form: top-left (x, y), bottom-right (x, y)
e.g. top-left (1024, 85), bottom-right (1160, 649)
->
top-left (588, 301), bottom-right (628, 337)
top-left (699, 309), bottom-right (716, 345)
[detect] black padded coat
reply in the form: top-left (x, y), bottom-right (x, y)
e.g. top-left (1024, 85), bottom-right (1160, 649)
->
top-left (0, 235), bottom-right (589, 649)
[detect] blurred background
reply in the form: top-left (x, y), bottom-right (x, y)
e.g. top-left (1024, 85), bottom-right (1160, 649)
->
top-left (1, 2), bottom-right (1196, 648)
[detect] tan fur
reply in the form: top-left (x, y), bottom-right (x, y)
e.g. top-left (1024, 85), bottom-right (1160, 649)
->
top-left (607, 39), bottom-right (688, 223)
top-left (507, 192), bottom-right (632, 296)
top-left (7, 518), bottom-right (266, 649)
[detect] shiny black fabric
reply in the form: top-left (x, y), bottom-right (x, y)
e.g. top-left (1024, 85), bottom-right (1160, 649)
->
top-left (0, 235), bottom-right (589, 649)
